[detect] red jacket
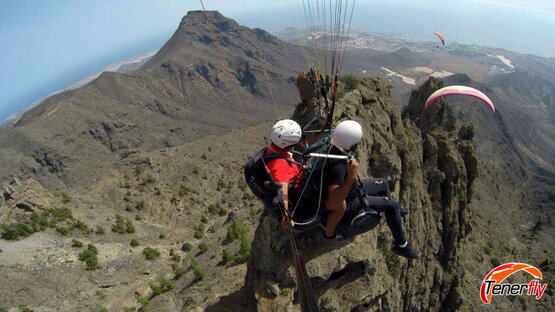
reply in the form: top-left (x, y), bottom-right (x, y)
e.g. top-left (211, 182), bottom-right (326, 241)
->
top-left (265, 144), bottom-right (302, 187)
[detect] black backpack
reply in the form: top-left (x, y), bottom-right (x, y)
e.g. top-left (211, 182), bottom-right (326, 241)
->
top-left (244, 148), bottom-right (300, 210)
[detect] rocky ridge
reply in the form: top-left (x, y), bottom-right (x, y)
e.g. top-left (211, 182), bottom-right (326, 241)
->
top-left (237, 75), bottom-right (476, 311)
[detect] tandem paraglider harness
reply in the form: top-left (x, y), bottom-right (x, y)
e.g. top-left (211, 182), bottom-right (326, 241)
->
top-left (244, 147), bottom-right (302, 220)
top-left (244, 137), bottom-right (382, 234)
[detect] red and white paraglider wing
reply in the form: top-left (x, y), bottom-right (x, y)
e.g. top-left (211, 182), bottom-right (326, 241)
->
top-left (424, 85), bottom-right (495, 112)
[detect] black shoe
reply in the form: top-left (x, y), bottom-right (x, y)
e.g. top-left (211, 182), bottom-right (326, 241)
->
top-left (400, 208), bottom-right (410, 217)
top-left (323, 231), bottom-right (344, 241)
top-left (392, 243), bottom-right (420, 259)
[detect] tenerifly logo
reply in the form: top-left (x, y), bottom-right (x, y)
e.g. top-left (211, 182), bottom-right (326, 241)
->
top-left (480, 262), bottom-right (548, 304)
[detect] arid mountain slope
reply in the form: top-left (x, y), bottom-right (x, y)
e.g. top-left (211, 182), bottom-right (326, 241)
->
top-left (0, 11), bottom-right (304, 190)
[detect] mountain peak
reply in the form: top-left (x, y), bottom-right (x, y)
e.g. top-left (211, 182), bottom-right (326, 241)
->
top-left (142, 10), bottom-right (281, 70)
top-left (178, 10), bottom-right (240, 33)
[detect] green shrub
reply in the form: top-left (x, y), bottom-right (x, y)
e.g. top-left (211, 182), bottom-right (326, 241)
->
top-left (169, 249), bottom-right (181, 262)
top-left (78, 244), bottom-right (100, 270)
top-left (18, 305), bottom-right (34, 312)
top-left (181, 242), bottom-right (192, 252)
top-left (135, 200), bottom-right (145, 211)
top-left (143, 247), bottom-right (160, 260)
top-left (227, 220), bottom-right (248, 242)
top-left (337, 74), bottom-right (360, 98)
top-left (1, 223), bottom-right (35, 240)
top-left (340, 75), bottom-right (359, 93)
top-left (130, 239), bottom-right (140, 247)
top-left (134, 294), bottom-right (149, 308)
top-left (237, 179), bottom-right (246, 191)
top-left (193, 224), bottom-right (205, 239)
top-left (222, 249), bottom-right (234, 264)
top-left (120, 180), bottom-right (131, 189)
top-left (61, 193), bottom-right (71, 204)
top-left (95, 226), bottom-right (105, 235)
top-left (29, 211), bottom-right (49, 229)
top-left (140, 175), bottom-right (156, 186)
top-left (49, 207), bottom-right (73, 224)
top-left (178, 185), bottom-right (192, 196)
top-left (189, 256), bottom-right (205, 280)
top-left (207, 204), bottom-right (218, 214)
top-left (208, 203), bottom-right (227, 216)
top-left (55, 226), bottom-right (71, 236)
top-left (159, 233), bottom-right (165, 239)
top-left (72, 219), bottom-right (91, 234)
top-left (112, 215), bottom-right (135, 234)
top-left (238, 235), bottom-right (253, 259)
top-left (198, 243), bottom-right (208, 254)
top-left (149, 276), bottom-right (175, 296)
top-left (201, 153), bottom-right (208, 160)
top-left (172, 263), bottom-right (185, 278)
top-left (93, 306), bottom-right (109, 312)
top-left (134, 165), bottom-right (143, 176)
top-left (71, 239), bottom-right (83, 247)
top-left (483, 246), bottom-right (492, 255)
top-left (135, 215), bottom-right (141, 221)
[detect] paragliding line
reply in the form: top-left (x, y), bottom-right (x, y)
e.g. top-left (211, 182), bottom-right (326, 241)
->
top-left (279, 204), bottom-right (320, 312)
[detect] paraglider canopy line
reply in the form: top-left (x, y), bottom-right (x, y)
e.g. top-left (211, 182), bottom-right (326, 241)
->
top-left (286, 0), bottom-right (357, 77)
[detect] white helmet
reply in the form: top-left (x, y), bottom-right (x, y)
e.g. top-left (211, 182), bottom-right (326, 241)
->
top-left (331, 120), bottom-right (363, 151)
top-left (270, 119), bottom-right (302, 149)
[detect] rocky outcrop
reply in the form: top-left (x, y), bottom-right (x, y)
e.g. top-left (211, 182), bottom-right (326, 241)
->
top-left (0, 178), bottom-right (58, 224)
top-left (244, 76), bottom-right (477, 311)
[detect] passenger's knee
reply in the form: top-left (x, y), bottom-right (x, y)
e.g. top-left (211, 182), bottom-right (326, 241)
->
top-left (328, 204), bottom-right (346, 213)
top-left (385, 198), bottom-right (400, 210)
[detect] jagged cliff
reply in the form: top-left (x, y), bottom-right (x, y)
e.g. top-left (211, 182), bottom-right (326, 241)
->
top-left (243, 76), bottom-right (477, 311)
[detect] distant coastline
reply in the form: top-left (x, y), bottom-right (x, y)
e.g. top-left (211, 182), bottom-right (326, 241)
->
top-left (0, 50), bottom-right (156, 130)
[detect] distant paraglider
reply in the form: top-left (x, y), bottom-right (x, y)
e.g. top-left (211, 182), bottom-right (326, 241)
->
top-left (425, 86), bottom-right (495, 113)
top-left (434, 32), bottom-right (445, 46)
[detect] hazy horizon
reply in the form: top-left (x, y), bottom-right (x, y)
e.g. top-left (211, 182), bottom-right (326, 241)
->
top-left (2, 0), bottom-right (554, 122)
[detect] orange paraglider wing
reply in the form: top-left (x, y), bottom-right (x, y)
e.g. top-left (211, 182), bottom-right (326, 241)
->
top-left (434, 32), bottom-right (445, 45)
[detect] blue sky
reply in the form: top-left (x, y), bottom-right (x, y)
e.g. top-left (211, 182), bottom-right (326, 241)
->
top-left (1, 0), bottom-right (554, 121)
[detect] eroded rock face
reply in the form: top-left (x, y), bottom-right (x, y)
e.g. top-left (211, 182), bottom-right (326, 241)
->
top-left (0, 178), bottom-right (57, 224)
top-left (244, 76), bottom-right (477, 311)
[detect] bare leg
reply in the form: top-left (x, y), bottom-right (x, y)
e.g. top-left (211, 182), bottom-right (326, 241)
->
top-left (325, 201), bottom-right (346, 237)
